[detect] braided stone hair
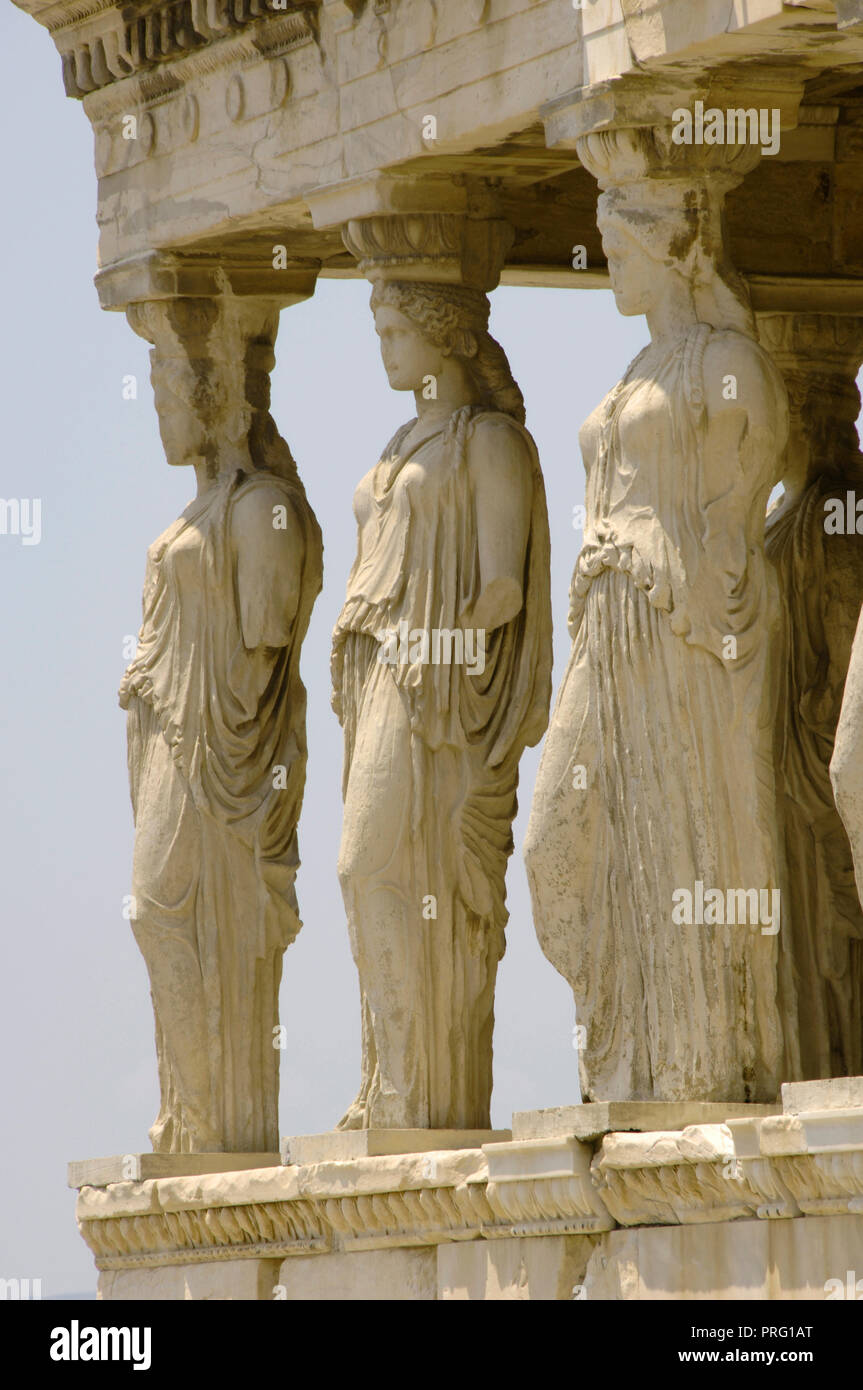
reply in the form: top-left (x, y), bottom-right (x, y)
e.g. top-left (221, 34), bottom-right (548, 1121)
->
top-left (370, 280), bottom-right (526, 424)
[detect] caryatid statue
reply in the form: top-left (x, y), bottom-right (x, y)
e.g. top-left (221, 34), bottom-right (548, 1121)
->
top-left (761, 312), bottom-right (863, 1080)
top-left (832, 611), bottom-right (863, 973)
top-left (331, 215), bottom-right (552, 1130)
top-left (525, 128), bottom-right (798, 1104)
top-left (121, 294), bottom-right (323, 1154)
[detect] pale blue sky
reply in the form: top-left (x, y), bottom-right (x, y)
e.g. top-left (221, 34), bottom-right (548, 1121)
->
top-left (2, 5), bottom-right (649, 1295)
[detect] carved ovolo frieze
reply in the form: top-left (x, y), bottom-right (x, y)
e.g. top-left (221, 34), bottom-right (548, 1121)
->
top-left (769, 1151), bottom-right (863, 1217)
top-left (594, 1156), bottom-right (765, 1227)
top-left (73, 1113), bottom-right (863, 1271)
top-left (80, 1197), bottom-right (329, 1270)
top-left (484, 1175), bottom-right (613, 1239)
top-left (591, 1126), bottom-right (801, 1227)
top-left (58, 0), bottom-right (319, 98)
top-left (321, 1181), bottom-right (496, 1252)
top-left (483, 1138), bottom-right (615, 1239)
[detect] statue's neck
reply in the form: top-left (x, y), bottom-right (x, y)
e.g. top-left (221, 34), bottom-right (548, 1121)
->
top-left (192, 444), bottom-right (252, 497)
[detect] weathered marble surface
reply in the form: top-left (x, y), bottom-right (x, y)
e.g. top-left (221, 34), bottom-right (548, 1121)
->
top-left (833, 608), bottom-right (863, 915)
top-left (121, 294), bottom-right (322, 1154)
top-left (72, 1078), bottom-right (863, 1300)
top-left (762, 312), bottom-right (863, 1081)
top-left (331, 212), bottom-right (552, 1130)
top-left (17, 0), bottom-right (863, 1300)
top-left (525, 128), bottom-right (795, 1104)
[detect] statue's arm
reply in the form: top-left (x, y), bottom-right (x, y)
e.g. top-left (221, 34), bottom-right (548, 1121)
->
top-left (668, 336), bottom-right (787, 652)
top-left (466, 418), bottom-right (533, 633)
top-left (232, 485), bottom-right (304, 649)
top-left (701, 335), bottom-right (788, 503)
top-left (832, 603), bottom-right (863, 877)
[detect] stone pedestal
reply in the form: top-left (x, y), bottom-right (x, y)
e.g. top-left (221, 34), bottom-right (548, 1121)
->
top-left (281, 1130), bottom-right (511, 1165)
top-left (68, 1154), bottom-right (281, 1188)
top-left (72, 1082), bottom-right (863, 1300)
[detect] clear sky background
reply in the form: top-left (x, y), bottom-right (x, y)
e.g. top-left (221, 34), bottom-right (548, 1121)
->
top-left (2, 6), bottom-right (649, 1295)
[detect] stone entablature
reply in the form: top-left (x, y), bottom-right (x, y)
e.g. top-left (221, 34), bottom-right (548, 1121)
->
top-left (51, 1), bottom-right (318, 98)
top-left (15, 0), bottom-right (863, 286)
top-left (16, 0), bottom-right (863, 1302)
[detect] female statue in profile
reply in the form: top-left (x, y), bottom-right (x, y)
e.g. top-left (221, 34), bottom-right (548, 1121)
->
top-left (332, 277), bottom-right (552, 1130)
top-left (525, 133), bottom-right (798, 1103)
top-left (121, 296), bottom-right (322, 1154)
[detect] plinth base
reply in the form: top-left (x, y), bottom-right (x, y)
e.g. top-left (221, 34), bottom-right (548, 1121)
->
top-left (281, 1129), bottom-right (511, 1165)
top-left (513, 1100), bottom-right (781, 1143)
top-left (71, 1079), bottom-right (863, 1300)
top-left (68, 1153), bottom-right (280, 1188)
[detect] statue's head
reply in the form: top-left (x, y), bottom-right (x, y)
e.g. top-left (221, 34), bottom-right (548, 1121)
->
top-left (369, 280), bottom-right (525, 423)
top-left (575, 126), bottom-right (756, 336)
top-left (127, 297), bottom-right (280, 471)
top-left (596, 181), bottom-right (753, 335)
top-left (372, 302), bottom-right (447, 393)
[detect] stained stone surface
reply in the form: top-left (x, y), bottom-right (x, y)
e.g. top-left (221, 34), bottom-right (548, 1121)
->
top-left (512, 1102), bottom-right (781, 1145)
top-left (16, 0), bottom-right (863, 1302)
top-left (525, 126), bottom-right (795, 1104)
top-left (282, 1130), bottom-right (511, 1166)
top-left (782, 1076), bottom-right (863, 1112)
top-left (330, 211), bottom-right (552, 1131)
top-left (581, 1216), bottom-right (863, 1302)
top-left (119, 295), bottom-right (323, 1156)
top-left (67, 1153), bottom-right (280, 1189)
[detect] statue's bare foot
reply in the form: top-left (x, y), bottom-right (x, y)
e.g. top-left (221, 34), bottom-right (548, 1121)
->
top-left (149, 1114), bottom-right (174, 1154)
top-left (366, 1088), bottom-right (421, 1130)
top-left (336, 1096), bottom-right (368, 1131)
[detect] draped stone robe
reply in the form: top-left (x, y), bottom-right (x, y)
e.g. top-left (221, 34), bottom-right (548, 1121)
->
top-left (332, 405), bottom-right (551, 1130)
top-left (526, 325), bottom-right (796, 1103)
top-left (120, 466), bottom-right (321, 1153)
top-left (768, 476), bottom-right (863, 1078)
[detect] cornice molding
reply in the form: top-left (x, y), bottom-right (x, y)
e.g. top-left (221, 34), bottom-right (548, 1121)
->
top-left (15, 0), bottom-right (321, 98)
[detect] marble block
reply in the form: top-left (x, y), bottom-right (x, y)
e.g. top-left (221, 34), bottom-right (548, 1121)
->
top-left (282, 1130), bottom-right (511, 1165)
top-left (68, 1153), bottom-right (280, 1189)
top-left (512, 1102), bottom-right (781, 1144)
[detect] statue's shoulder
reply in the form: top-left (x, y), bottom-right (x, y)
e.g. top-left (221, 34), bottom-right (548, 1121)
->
top-left (230, 471), bottom-right (305, 548)
top-left (695, 327), bottom-right (786, 420)
top-left (465, 411), bottom-right (537, 509)
top-left (233, 468), bottom-right (297, 501)
top-left (701, 326), bottom-right (778, 381)
top-left (467, 409), bottom-right (537, 463)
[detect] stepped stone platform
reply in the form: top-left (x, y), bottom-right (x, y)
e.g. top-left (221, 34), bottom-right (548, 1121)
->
top-left (71, 1081), bottom-right (863, 1300)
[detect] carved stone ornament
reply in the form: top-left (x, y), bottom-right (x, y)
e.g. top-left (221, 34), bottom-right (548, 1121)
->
top-left (59, 0), bottom-right (318, 98)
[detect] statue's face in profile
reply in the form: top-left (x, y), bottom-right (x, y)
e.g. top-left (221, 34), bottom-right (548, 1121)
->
top-left (373, 305), bottom-right (444, 392)
top-left (598, 210), bottom-right (657, 318)
top-left (151, 355), bottom-right (211, 466)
